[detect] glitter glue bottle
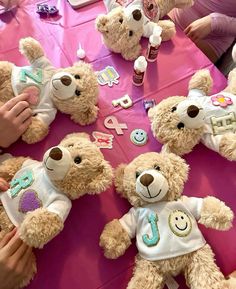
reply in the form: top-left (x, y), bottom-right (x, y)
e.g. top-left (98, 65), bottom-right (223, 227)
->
top-left (133, 56), bottom-right (148, 86)
top-left (146, 26), bottom-right (162, 62)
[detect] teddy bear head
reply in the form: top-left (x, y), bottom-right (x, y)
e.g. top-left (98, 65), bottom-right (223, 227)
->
top-left (114, 151), bottom-right (189, 207)
top-left (50, 61), bottom-right (99, 124)
top-left (96, 6), bottom-right (144, 60)
top-left (43, 133), bottom-right (113, 200)
top-left (148, 96), bottom-right (205, 156)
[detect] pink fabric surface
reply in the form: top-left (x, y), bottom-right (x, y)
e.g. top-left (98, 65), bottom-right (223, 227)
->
top-left (1, 1), bottom-right (235, 289)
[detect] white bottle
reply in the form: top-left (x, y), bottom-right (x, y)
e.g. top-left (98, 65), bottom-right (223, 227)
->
top-left (133, 56), bottom-right (148, 86)
top-left (146, 26), bottom-right (162, 62)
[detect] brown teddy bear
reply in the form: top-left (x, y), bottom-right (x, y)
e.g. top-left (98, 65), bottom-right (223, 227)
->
top-left (148, 68), bottom-right (236, 160)
top-left (0, 133), bottom-right (113, 288)
top-left (100, 151), bottom-right (234, 289)
top-left (95, 0), bottom-right (194, 60)
top-left (0, 37), bottom-right (99, 144)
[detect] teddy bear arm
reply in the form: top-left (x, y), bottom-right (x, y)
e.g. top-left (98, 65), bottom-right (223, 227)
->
top-left (224, 68), bottom-right (236, 95)
top-left (0, 157), bottom-right (28, 182)
top-left (19, 37), bottom-right (45, 64)
top-left (219, 133), bottom-right (236, 161)
top-left (198, 196), bottom-right (234, 230)
top-left (19, 208), bottom-right (64, 248)
top-left (22, 116), bottom-right (49, 144)
top-left (157, 20), bottom-right (176, 41)
top-left (100, 219), bottom-right (132, 259)
top-left (188, 69), bottom-right (213, 95)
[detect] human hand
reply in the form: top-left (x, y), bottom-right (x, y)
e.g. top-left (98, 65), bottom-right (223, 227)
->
top-left (0, 177), bottom-right (9, 191)
top-left (0, 93), bottom-right (32, 148)
top-left (0, 229), bottom-right (34, 289)
top-left (184, 15), bottom-right (212, 42)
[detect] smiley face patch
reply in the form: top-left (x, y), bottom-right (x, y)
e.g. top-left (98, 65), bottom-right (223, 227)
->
top-left (130, 129), bottom-right (148, 146)
top-left (168, 210), bottom-right (192, 237)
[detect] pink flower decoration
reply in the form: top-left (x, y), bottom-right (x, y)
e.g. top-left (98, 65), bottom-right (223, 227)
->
top-left (211, 95), bottom-right (233, 108)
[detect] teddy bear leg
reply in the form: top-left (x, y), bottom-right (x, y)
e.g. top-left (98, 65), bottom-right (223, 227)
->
top-left (127, 255), bottom-right (165, 289)
top-left (188, 69), bottom-right (213, 95)
top-left (219, 133), bottom-right (236, 161)
top-left (71, 106), bottom-right (99, 125)
top-left (19, 37), bottom-right (44, 64)
top-left (184, 244), bottom-right (227, 289)
top-left (157, 20), bottom-right (176, 41)
top-left (22, 117), bottom-right (49, 144)
top-left (224, 68), bottom-right (236, 95)
top-left (0, 61), bottom-right (14, 103)
top-left (122, 44), bottom-right (142, 61)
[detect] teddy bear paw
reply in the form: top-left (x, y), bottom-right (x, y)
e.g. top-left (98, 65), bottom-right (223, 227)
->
top-left (19, 37), bottom-right (44, 63)
top-left (22, 118), bottom-right (49, 144)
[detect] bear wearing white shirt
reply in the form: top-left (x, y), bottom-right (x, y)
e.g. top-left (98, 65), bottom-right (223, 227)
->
top-left (148, 68), bottom-right (236, 160)
top-left (0, 37), bottom-right (99, 144)
top-left (100, 152), bottom-right (234, 289)
top-left (0, 133), bottom-right (113, 288)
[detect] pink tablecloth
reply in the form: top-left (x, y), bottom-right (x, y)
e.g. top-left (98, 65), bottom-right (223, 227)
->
top-left (0, 1), bottom-right (235, 289)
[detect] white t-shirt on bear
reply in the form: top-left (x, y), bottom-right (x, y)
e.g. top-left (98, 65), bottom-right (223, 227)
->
top-left (0, 159), bottom-right (72, 227)
top-left (11, 56), bottom-right (57, 126)
top-left (188, 89), bottom-right (236, 153)
top-left (119, 197), bottom-right (206, 261)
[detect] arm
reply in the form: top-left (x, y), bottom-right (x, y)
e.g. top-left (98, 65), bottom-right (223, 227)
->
top-left (199, 196), bottom-right (234, 230)
top-left (211, 13), bottom-right (236, 36)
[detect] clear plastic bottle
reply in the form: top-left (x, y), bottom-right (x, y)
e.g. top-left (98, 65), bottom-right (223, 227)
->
top-left (132, 56), bottom-right (148, 86)
top-left (146, 26), bottom-right (162, 62)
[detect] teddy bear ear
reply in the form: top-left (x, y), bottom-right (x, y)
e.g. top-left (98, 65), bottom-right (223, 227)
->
top-left (95, 15), bottom-right (109, 33)
top-left (60, 133), bottom-right (90, 145)
top-left (88, 159), bottom-right (113, 194)
top-left (114, 164), bottom-right (127, 194)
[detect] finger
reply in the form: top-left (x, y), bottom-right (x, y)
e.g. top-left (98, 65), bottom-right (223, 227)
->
top-left (3, 93), bottom-right (29, 111)
top-left (8, 101), bottom-right (29, 118)
top-left (18, 116), bottom-right (32, 134)
top-left (0, 178), bottom-right (9, 191)
top-left (11, 241), bottom-right (29, 263)
top-left (16, 247), bottom-right (32, 275)
top-left (16, 107), bottom-right (32, 124)
top-left (0, 228), bottom-right (17, 249)
top-left (184, 25), bottom-right (191, 34)
top-left (2, 232), bottom-right (23, 257)
top-left (22, 252), bottom-right (35, 277)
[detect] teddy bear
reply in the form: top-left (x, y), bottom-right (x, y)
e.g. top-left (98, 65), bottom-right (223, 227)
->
top-left (0, 132), bottom-right (113, 288)
top-left (0, 37), bottom-right (99, 144)
top-left (233, 43), bottom-right (236, 62)
top-left (95, 0), bottom-right (194, 60)
top-left (148, 68), bottom-right (236, 161)
top-left (100, 151), bottom-right (234, 289)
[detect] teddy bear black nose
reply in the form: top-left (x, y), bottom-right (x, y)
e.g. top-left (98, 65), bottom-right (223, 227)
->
top-left (140, 173), bottom-right (154, 187)
top-left (61, 76), bottom-right (72, 86)
top-left (187, 105), bottom-right (199, 118)
top-left (49, 147), bottom-right (63, 160)
top-left (132, 9), bottom-right (142, 21)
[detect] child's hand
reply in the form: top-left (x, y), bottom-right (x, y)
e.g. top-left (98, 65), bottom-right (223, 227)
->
top-left (0, 93), bottom-right (32, 148)
top-left (0, 177), bottom-right (9, 191)
top-left (184, 15), bottom-right (212, 42)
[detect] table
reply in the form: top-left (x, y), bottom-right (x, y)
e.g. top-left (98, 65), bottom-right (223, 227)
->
top-left (0, 1), bottom-right (235, 289)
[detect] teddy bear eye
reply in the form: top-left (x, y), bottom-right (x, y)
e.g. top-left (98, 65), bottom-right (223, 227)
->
top-left (135, 171), bottom-right (141, 179)
top-left (75, 75), bottom-right (80, 79)
top-left (177, 122), bottom-right (185, 130)
top-left (74, 156), bottom-right (82, 164)
top-left (171, 107), bottom-right (177, 112)
top-left (154, 165), bottom-right (160, 171)
top-left (75, 90), bottom-right (81, 96)
top-left (129, 31), bottom-right (133, 37)
top-left (119, 18), bottom-right (123, 24)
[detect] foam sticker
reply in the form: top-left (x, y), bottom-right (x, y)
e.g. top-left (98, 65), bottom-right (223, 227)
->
top-left (92, 131), bottom-right (114, 149)
top-left (97, 66), bottom-right (119, 87)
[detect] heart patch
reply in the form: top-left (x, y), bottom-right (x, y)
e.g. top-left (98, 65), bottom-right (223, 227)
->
top-left (22, 86), bottom-right (40, 106)
top-left (19, 190), bottom-right (42, 213)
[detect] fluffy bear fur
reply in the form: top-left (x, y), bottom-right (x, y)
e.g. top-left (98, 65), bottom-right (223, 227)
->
top-left (100, 152), bottom-right (234, 289)
top-left (96, 0), bottom-right (194, 60)
top-left (0, 133), bottom-right (113, 288)
top-left (148, 68), bottom-right (236, 160)
top-left (0, 37), bottom-right (99, 144)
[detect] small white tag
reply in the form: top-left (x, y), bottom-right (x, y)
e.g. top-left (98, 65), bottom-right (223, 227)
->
top-left (165, 276), bottom-right (179, 289)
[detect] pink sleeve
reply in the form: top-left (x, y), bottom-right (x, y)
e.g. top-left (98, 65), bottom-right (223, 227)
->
top-left (211, 13), bottom-right (236, 36)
